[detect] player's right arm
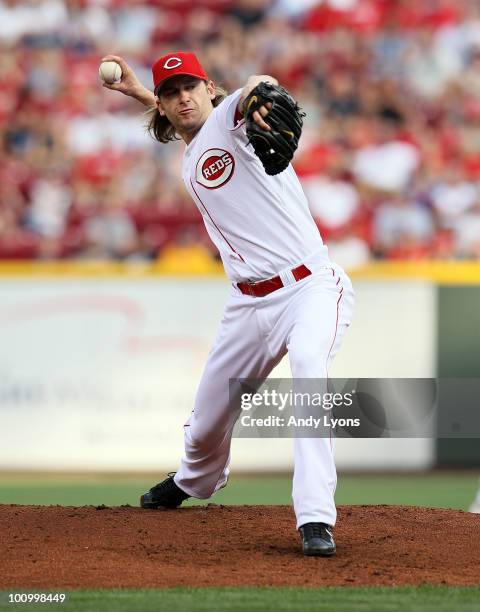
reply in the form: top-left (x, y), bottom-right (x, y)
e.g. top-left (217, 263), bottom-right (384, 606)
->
top-left (100, 55), bottom-right (156, 107)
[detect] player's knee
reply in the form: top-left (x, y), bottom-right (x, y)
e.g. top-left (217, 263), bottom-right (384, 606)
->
top-left (186, 425), bottom-right (209, 448)
top-left (188, 424), bottom-right (226, 449)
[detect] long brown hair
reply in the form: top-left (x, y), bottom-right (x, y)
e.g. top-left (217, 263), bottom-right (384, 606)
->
top-left (145, 83), bottom-right (228, 144)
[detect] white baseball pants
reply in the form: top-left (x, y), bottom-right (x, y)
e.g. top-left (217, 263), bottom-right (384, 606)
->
top-left (174, 258), bottom-right (354, 529)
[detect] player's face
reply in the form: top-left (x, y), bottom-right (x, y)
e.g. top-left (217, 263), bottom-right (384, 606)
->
top-left (156, 76), bottom-right (216, 142)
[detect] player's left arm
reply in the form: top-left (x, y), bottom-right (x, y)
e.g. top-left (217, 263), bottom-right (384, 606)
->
top-left (238, 75), bottom-right (279, 131)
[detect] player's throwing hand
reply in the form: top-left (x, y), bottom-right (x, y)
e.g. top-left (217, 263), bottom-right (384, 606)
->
top-left (100, 55), bottom-right (154, 106)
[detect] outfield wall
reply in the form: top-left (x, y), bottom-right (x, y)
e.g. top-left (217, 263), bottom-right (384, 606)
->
top-left (0, 262), bottom-right (448, 472)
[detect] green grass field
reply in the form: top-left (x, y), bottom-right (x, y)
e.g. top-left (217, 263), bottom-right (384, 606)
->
top-left (0, 471), bottom-right (477, 510)
top-left (1, 587), bottom-right (480, 612)
top-left (1, 472), bottom-right (478, 611)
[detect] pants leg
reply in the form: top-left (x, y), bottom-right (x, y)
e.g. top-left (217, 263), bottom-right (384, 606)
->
top-left (287, 271), bottom-right (354, 528)
top-left (174, 293), bottom-right (282, 499)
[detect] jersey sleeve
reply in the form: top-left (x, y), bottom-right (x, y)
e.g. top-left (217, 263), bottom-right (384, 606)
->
top-left (214, 88), bottom-right (244, 131)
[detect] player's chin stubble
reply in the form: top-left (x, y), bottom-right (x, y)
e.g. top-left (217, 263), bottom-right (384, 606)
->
top-left (178, 112), bottom-right (204, 134)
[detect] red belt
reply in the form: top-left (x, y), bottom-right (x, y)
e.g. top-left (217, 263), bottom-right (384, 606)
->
top-left (237, 264), bottom-right (312, 298)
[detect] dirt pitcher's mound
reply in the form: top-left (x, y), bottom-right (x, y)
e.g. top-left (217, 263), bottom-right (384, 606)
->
top-left (1, 504), bottom-right (479, 589)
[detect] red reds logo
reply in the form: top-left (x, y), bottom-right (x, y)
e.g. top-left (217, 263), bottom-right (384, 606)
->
top-left (196, 149), bottom-right (235, 189)
top-left (164, 57), bottom-right (182, 69)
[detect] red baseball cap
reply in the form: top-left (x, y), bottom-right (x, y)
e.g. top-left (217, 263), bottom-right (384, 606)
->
top-left (152, 52), bottom-right (209, 94)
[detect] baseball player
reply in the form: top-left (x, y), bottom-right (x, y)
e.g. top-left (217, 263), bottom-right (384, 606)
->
top-left (470, 485), bottom-right (480, 513)
top-left (101, 51), bottom-right (354, 556)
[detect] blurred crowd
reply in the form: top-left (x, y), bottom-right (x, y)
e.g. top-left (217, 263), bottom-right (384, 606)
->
top-left (2, 0), bottom-right (480, 266)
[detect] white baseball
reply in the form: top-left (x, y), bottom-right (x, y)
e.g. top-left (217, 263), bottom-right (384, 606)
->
top-left (99, 61), bottom-right (122, 84)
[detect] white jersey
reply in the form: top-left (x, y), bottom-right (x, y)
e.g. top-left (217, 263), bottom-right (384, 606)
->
top-left (182, 89), bottom-right (330, 282)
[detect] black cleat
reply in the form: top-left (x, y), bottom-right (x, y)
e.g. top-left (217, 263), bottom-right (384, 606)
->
top-left (299, 522), bottom-right (336, 557)
top-left (140, 473), bottom-right (190, 509)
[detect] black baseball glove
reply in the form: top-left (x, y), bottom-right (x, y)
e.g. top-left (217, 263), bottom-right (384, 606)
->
top-left (243, 81), bottom-right (305, 176)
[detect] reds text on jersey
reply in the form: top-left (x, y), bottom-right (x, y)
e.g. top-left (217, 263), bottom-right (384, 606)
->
top-left (182, 89), bottom-right (330, 282)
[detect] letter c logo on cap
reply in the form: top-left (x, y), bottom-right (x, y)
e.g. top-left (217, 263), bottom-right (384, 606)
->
top-left (164, 57), bottom-right (182, 70)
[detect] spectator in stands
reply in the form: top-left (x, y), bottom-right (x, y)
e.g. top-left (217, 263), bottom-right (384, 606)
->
top-left (1, 0), bottom-right (480, 263)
